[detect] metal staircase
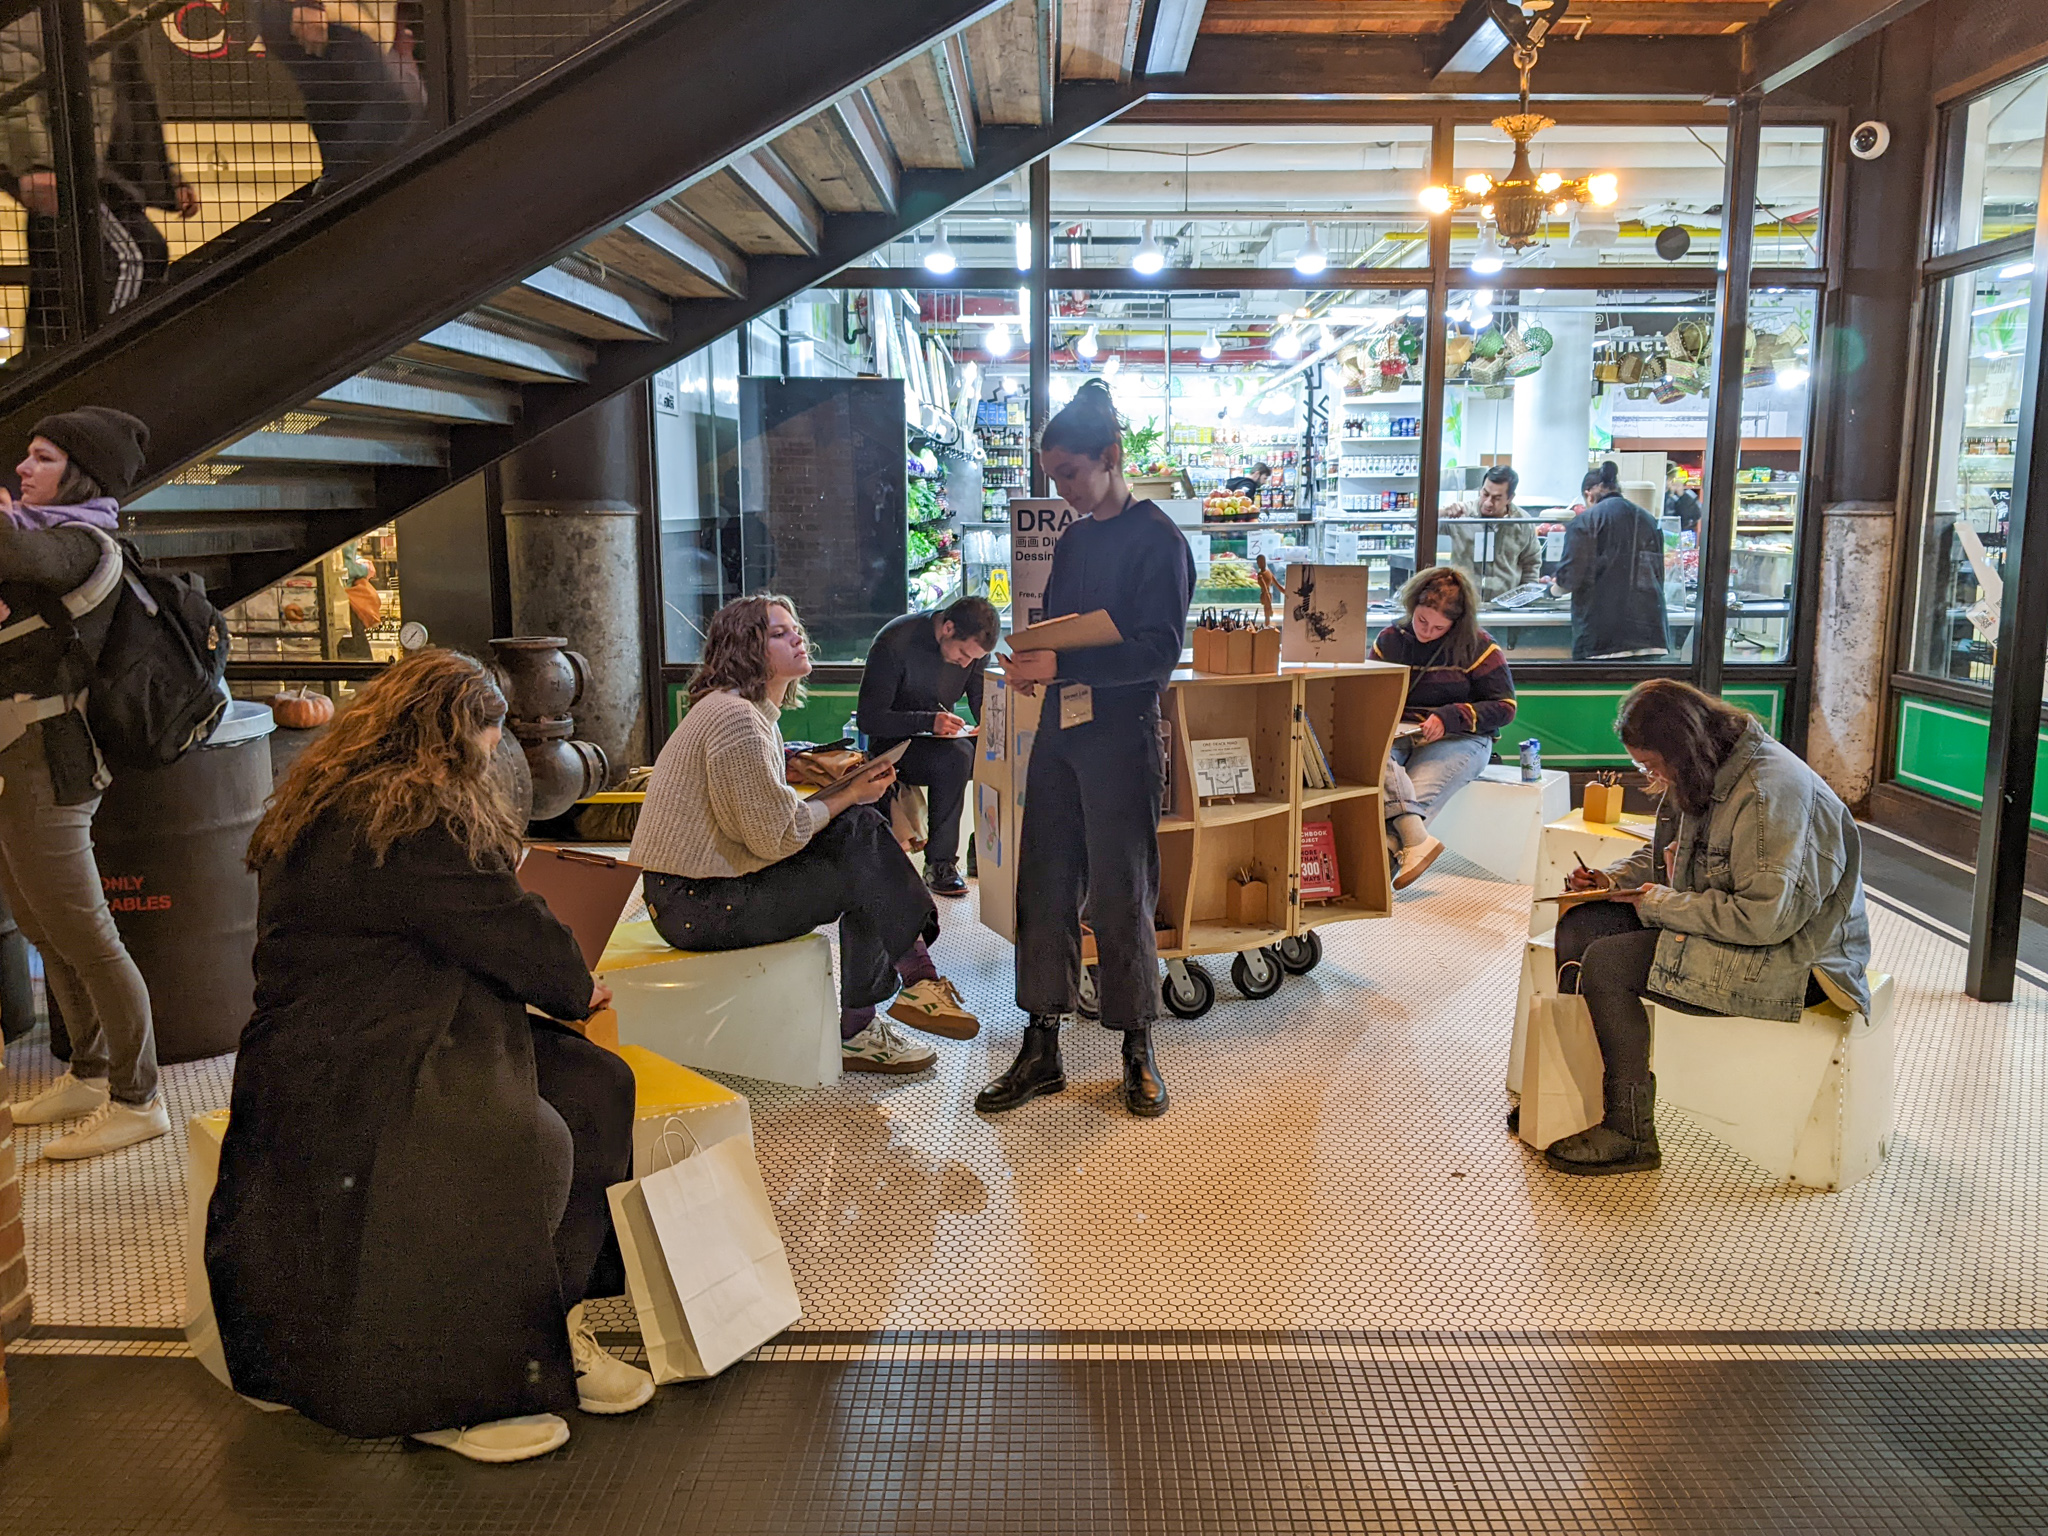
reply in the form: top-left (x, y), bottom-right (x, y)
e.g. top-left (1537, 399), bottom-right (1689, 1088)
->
top-left (0, 0), bottom-right (1155, 605)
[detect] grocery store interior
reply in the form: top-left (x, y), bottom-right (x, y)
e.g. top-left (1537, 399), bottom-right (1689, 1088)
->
top-left (5, 0), bottom-right (2048, 1530)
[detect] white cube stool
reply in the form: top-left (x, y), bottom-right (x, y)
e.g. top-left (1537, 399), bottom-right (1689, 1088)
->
top-left (1651, 973), bottom-right (1895, 1191)
top-left (1529, 808), bottom-right (1660, 936)
top-left (1430, 766), bottom-right (1570, 884)
top-left (596, 917), bottom-right (840, 1089)
top-left (611, 1042), bottom-right (756, 1178)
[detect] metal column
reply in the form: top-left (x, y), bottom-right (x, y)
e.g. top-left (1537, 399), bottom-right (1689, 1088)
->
top-left (38, 0), bottom-right (105, 344)
top-left (1029, 157), bottom-right (1051, 497)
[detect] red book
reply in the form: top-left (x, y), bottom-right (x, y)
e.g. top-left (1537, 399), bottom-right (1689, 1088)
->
top-left (1299, 820), bottom-right (1342, 902)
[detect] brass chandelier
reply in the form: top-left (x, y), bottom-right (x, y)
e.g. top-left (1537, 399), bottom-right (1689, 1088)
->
top-left (1419, 40), bottom-right (1619, 253)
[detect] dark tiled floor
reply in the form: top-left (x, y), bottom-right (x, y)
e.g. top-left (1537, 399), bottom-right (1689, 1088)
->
top-left (6, 1340), bottom-right (2048, 1534)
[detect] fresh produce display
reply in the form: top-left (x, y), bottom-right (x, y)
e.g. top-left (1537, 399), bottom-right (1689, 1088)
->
top-left (1202, 555), bottom-right (1261, 591)
top-left (1202, 490), bottom-right (1259, 521)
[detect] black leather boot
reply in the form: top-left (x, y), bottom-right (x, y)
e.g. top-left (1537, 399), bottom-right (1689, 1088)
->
top-left (1543, 1074), bottom-right (1660, 1175)
top-left (1120, 1028), bottom-right (1169, 1118)
top-left (975, 1015), bottom-right (1066, 1112)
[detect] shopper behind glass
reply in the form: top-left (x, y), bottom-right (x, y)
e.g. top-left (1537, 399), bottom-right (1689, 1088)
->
top-left (857, 595), bottom-right (1001, 898)
top-left (1, 3), bottom-right (200, 357)
top-left (1552, 461), bottom-right (1669, 660)
top-left (1546, 680), bottom-right (1870, 1176)
top-left (0, 408), bottom-right (168, 1162)
top-left (211, 650), bottom-right (652, 1464)
top-left (1664, 465), bottom-right (1702, 533)
top-left (979, 381), bottom-right (1197, 1120)
top-left (1441, 466), bottom-right (1541, 602)
top-left (632, 595), bottom-right (978, 1073)
top-left (1371, 565), bottom-right (1517, 891)
top-left (1224, 461), bottom-right (1273, 496)
top-left (255, 1), bottom-right (428, 187)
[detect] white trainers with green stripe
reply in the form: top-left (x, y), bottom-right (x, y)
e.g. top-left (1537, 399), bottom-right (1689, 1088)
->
top-left (842, 1015), bottom-right (938, 1074)
top-left (888, 976), bottom-right (980, 1040)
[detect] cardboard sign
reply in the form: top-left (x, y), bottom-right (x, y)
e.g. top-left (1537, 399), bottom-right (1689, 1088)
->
top-left (1190, 737), bottom-right (1256, 799)
top-left (1281, 564), bottom-right (1371, 664)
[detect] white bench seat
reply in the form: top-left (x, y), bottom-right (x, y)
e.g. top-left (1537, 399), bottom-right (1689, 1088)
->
top-left (1429, 765), bottom-right (1571, 884)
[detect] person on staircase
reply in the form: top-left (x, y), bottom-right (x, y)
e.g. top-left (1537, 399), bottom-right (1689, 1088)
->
top-left (0, 408), bottom-right (169, 1161)
top-left (857, 595), bottom-right (999, 898)
top-left (631, 594), bottom-right (978, 1073)
top-left (209, 649), bottom-right (652, 1463)
top-left (977, 381), bottom-right (1196, 1120)
top-left (1547, 680), bottom-right (1871, 1176)
top-left (1372, 565), bottom-right (1517, 892)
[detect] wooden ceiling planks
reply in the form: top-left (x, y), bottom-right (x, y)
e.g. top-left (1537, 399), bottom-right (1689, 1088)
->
top-left (1197, 0), bottom-right (1777, 37)
top-left (673, 152), bottom-right (824, 257)
top-left (1060, 0), bottom-right (1145, 80)
top-left (583, 206), bottom-right (748, 299)
top-left (771, 94), bottom-right (903, 215)
top-left (869, 40), bottom-right (980, 169)
top-left (964, 0), bottom-right (1054, 125)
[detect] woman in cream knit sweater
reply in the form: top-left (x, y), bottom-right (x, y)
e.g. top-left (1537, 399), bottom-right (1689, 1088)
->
top-left (630, 595), bottom-right (977, 1073)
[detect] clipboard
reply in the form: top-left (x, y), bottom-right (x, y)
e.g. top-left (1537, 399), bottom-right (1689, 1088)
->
top-left (1003, 609), bottom-right (1123, 653)
top-left (517, 845), bottom-right (644, 969)
top-left (809, 740), bottom-right (910, 799)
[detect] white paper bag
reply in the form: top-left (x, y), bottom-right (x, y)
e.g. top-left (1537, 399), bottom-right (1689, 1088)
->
top-left (1519, 993), bottom-right (1605, 1150)
top-left (183, 1111), bottom-right (235, 1391)
top-left (606, 1124), bottom-right (801, 1381)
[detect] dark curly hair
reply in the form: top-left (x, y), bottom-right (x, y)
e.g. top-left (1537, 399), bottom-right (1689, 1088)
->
top-left (1615, 679), bottom-right (1755, 815)
top-left (688, 593), bottom-right (809, 707)
top-left (1040, 379), bottom-right (1124, 460)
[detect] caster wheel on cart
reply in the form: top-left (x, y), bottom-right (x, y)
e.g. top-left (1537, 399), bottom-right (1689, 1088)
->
top-left (1231, 947), bottom-right (1286, 1000)
top-left (1275, 932), bottom-right (1323, 975)
top-left (1161, 959), bottom-right (1216, 1019)
top-left (1076, 965), bottom-right (1101, 1021)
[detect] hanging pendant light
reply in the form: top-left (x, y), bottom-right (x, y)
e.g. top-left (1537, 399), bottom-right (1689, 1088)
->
top-left (1102, 352), bottom-right (1122, 378)
top-left (923, 224), bottom-right (957, 276)
top-left (1470, 224), bottom-right (1506, 276)
top-left (1131, 220), bottom-right (1165, 276)
top-left (1078, 324), bottom-right (1100, 359)
top-left (985, 322), bottom-right (1013, 357)
top-left (1015, 221), bottom-right (1032, 272)
top-left (1293, 223), bottom-right (1328, 276)
top-left (1200, 330), bottom-right (1222, 360)
top-left (1273, 327), bottom-right (1303, 359)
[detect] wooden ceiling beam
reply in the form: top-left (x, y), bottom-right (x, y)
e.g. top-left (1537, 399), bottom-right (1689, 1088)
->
top-left (1062, 0), bottom-right (1146, 81)
top-left (673, 150), bottom-right (824, 256)
top-left (1740, 0), bottom-right (1932, 93)
top-left (965, 0), bottom-right (1055, 124)
top-left (772, 94), bottom-right (902, 214)
top-left (1199, 1), bottom-right (1773, 34)
top-left (870, 40), bottom-right (981, 169)
top-left (1168, 33), bottom-right (1742, 99)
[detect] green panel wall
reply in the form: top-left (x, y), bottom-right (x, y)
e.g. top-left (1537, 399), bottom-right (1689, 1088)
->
top-left (1892, 694), bottom-right (2048, 832)
top-left (665, 682), bottom-right (861, 748)
top-left (1512, 685), bottom-right (1784, 766)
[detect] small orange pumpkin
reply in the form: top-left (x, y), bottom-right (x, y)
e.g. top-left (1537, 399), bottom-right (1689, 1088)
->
top-left (267, 688), bottom-right (335, 729)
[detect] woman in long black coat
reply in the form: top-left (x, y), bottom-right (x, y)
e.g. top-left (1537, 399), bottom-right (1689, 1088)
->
top-left (207, 649), bottom-right (652, 1463)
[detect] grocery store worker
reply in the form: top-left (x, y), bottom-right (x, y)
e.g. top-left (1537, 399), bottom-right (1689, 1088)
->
top-left (1224, 461), bottom-right (1272, 495)
top-left (1664, 465), bottom-right (1702, 533)
top-left (1441, 465), bottom-right (1542, 603)
top-left (977, 381), bottom-right (1197, 1120)
top-left (857, 595), bottom-right (1001, 899)
top-left (1552, 461), bottom-right (1670, 660)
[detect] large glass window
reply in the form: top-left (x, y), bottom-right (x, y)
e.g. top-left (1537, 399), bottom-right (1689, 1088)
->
top-left (1723, 290), bottom-right (1816, 662)
top-left (1436, 287), bottom-right (1714, 660)
top-left (1941, 63), bottom-right (2048, 255)
top-left (1909, 264), bottom-right (2033, 686)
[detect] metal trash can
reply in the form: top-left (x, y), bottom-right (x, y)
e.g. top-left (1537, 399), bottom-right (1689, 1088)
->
top-left (87, 700), bottom-right (276, 1064)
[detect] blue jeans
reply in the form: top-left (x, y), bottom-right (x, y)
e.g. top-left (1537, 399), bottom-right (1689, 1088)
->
top-left (1384, 734), bottom-right (1494, 833)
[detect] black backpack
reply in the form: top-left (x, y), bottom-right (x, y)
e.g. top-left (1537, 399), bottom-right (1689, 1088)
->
top-left (70, 529), bottom-right (231, 771)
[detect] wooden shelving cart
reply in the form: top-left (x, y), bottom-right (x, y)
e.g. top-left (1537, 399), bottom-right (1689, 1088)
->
top-left (974, 659), bottom-right (1408, 1019)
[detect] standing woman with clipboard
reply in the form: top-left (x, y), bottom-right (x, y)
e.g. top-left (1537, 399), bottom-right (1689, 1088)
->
top-left (977, 382), bottom-right (1197, 1119)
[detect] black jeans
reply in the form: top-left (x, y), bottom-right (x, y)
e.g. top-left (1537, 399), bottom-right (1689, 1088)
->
top-left (879, 735), bottom-right (974, 865)
top-left (529, 1020), bottom-right (635, 1304)
top-left (21, 188), bottom-right (169, 355)
top-left (643, 806), bottom-right (937, 1011)
top-left (1015, 687), bottom-right (1164, 1031)
top-left (256, 5), bottom-right (427, 185)
top-left (1555, 901), bottom-right (1824, 1093)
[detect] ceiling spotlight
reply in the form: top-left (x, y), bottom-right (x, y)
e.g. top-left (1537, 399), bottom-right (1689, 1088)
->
top-left (1273, 327), bottom-right (1303, 359)
top-left (1132, 220), bottom-right (1165, 276)
top-left (1102, 353), bottom-right (1122, 378)
top-left (1470, 224), bottom-right (1506, 276)
top-left (1293, 223), bottom-right (1328, 276)
top-left (985, 322), bottom-right (1013, 357)
top-left (1201, 329), bottom-right (1222, 360)
top-left (1002, 374), bottom-right (1019, 395)
top-left (1318, 322), bottom-right (1336, 350)
top-left (1078, 324), bottom-right (1100, 359)
top-left (1015, 221), bottom-right (1032, 272)
top-left (923, 224), bottom-right (957, 276)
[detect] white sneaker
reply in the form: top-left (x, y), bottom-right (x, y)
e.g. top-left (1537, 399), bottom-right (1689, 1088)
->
top-left (412, 1414), bottom-right (570, 1463)
top-left (841, 1016), bottom-right (937, 1075)
top-left (40, 1095), bottom-right (171, 1161)
top-left (567, 1303), bottom-right (655, 1415)
top-left (8, 1072), bottom-right (109, 1126)
top-left (889, 976), bottom-right (980, 1040)
top-left (1392, 835), bottom-right (1445, 891)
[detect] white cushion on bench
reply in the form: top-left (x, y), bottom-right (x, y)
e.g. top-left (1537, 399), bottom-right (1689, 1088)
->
top-left (597, 917), bottom-right (840, 1089)
top-left (1430, 766), bottom-right (1570, 885)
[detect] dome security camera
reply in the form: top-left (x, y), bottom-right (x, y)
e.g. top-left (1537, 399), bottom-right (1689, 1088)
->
top-left (1850, 121), bottom-right (1891, 160)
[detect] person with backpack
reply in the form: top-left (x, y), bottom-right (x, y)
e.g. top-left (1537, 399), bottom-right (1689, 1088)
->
top-left (0, 407), bottom-right (169, 1161)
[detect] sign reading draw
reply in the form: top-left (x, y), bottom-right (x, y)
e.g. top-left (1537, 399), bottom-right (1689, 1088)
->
top-left (1007, 499), bottom-right (1082, 631)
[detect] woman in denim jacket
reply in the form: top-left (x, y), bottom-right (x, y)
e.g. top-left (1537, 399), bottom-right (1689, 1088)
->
top-left (1546, 680), bottom-right (1871, 1176)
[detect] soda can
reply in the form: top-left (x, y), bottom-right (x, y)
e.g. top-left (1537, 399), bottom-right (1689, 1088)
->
top-left (1519, 738), bottom-right (1541, 783)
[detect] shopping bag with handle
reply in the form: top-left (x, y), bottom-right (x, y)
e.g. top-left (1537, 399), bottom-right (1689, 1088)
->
top-left (606, 1117), bottom-right (801, 1381)
top-left (1519, 993), bottom-right (1605, 1150)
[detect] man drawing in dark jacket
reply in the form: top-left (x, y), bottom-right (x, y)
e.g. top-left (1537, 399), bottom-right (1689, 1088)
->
top-left (1553, 461), bottom-right (1670, 660)
top-left (858, 596), bottom-right (1000, 897)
